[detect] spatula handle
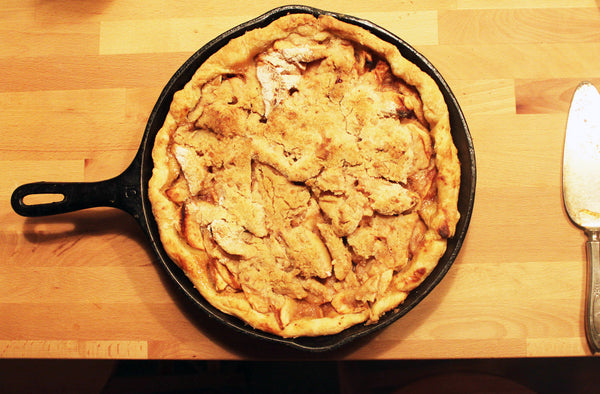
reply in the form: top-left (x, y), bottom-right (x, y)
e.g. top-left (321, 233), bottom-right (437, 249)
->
top-left (585, 230), bottom-right (600, 353)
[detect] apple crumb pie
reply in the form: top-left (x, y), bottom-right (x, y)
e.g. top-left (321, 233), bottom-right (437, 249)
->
top-left (148, 13), bottom-right (460, 337)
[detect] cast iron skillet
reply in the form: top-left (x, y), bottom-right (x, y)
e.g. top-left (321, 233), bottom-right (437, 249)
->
top-left (11, 5), bottom-right (476, 352)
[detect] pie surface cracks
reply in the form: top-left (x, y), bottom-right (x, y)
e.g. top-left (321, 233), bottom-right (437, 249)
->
top-left (148, 13), bottom-right (461, 337)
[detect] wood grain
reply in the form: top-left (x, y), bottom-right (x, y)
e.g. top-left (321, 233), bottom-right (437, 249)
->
top-left (439, 8), bottom-right (600, 44)
top-left (2, 1), bottom-right (600, 359)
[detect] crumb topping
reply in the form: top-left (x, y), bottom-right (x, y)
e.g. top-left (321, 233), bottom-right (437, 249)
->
top-left (149, 14), bottom-right (460, 337)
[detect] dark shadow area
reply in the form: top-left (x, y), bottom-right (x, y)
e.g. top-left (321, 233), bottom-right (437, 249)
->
top-left (2, 357), bottom-right (600, 393)
top-left (20, 208), bottom-right (147, 246)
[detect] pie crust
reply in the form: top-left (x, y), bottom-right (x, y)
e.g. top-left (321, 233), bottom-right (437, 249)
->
top-left (148, 13), bottom-right (461, 337)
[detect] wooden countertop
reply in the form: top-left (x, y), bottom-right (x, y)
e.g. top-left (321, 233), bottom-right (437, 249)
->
top-left (2, 1), bottom-right (600, 359)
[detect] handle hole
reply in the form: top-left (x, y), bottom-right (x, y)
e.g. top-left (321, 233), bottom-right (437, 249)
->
top-left (22, 193), bottom-right (65, 206)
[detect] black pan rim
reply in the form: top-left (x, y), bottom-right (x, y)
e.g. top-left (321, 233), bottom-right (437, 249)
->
top-left (136, 5), bottom-right (476, 352)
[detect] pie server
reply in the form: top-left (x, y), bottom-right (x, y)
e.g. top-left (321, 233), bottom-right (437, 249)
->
top-left (563, 81), bottom-right (600, 353)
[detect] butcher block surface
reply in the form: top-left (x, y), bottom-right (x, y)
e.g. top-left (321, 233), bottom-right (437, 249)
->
top-left (2, 1), bottom-right (600, 359)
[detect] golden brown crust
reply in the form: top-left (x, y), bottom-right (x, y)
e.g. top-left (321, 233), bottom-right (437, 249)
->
top-left (148, 13), bottom-right (460, 337)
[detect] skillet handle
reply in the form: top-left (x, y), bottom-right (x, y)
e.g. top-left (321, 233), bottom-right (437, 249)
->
top-left (11, 161), bottom-right (143, 219)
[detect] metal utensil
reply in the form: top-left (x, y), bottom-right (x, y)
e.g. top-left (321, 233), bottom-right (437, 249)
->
top-left (563, 81), bottom-right (600, 353)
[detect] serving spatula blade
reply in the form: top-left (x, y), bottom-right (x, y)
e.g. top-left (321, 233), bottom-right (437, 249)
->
top-left (562, 81), bottom-right (600, 353)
